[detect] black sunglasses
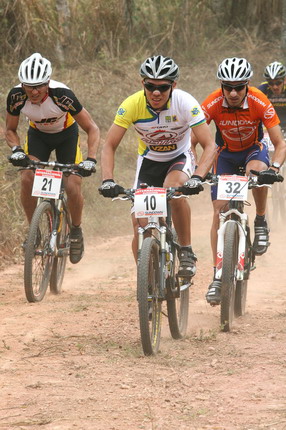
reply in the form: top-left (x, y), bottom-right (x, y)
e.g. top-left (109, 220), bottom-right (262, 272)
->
top-left (144, 82), bottom-right (172, 93)
top-left (222, 83), bottom-right (247, 92)
top-left (268, 80), bottom-right (284, 86)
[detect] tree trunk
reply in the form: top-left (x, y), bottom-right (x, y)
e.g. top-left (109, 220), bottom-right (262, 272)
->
top-left (55, 0), bottom-right (71, 62)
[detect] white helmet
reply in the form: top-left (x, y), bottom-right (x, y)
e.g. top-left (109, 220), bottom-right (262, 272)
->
top-left (18, 53), bottom-right (52, 85)
top-left (140, 55), bottom-right (179, 81)
top-left (263, 61), bottom-right (286, 80)
top-left (217, 57), bottom-right (253, 81)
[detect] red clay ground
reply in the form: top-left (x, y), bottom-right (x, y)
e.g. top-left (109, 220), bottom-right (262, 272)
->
top-left (1, 192), bottom-right (286, 430)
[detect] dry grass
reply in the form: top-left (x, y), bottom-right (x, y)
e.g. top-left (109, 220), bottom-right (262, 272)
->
top-left (0, 4), bottom-right (282, 262)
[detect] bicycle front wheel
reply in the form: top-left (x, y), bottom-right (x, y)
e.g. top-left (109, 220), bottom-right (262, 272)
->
top-left (50, 208), bottom-right (70, 295)
top-left (137, 237), bottom-right (161, 356)
top-left (167, 229), bottom-right (189, 339)
top-left (24, 201), bottom-right (54, 302)
top-left (220, 221), bottom-right (238, 332)
top-left (234, 226), bottom-right (251, 317)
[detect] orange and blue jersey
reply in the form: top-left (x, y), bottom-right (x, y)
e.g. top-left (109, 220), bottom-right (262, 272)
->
top-left (201, 86), bottom-right (280, 152)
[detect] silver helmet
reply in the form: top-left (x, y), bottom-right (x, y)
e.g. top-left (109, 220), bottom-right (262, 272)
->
top-left (263, 61), bottom-right (286, 80)
top-left (18, 53), bottom-right (52, 85)
top-left (217, 57), bottom-right (253, 81)
top-left (140, 55), bottom-right (179, 81)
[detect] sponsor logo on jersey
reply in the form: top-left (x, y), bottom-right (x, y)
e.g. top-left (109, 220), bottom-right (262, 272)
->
top-left (55, 95), bottom-right (76, 112)
top-left (146, 130), bottom-right (178, 141)
top-left (117, 107), bottom-right (126, 116)
top-left (264, 106), bottom-right (275, 120)
top-left (247, 93), bottom-right (266, 107)
top-left (9, 92), bottom-right (26, 113)
top-left (191, 107), bottom-right (200, 116)
top-left (150, 144), bottom-right (177, 152)
top-left (219, 119), bottom-right (256, 126)
top-left (221, 126), bottom-right (255, 141)
top-left (34, 113), bottom-right (65, 125)
top-left (206, 95), bottom-right (224, 109)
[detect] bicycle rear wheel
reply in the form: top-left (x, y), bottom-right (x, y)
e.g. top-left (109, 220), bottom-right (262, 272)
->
top-left (24, 201), bottom-right (54, 302)
top-left (220, 221), bottom-right (238, 332)
top-left (167, 229), bottom-right (189, 339)
top-left (50, 208), bottom-right (70, 294)
top-left (137, 237), bottom-right (161, 356)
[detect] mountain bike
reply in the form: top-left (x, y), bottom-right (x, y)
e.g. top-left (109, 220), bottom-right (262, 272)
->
top-left (115, 183), bottom-right (196, 356)
top-left (19, 160), bottom-right (82, 302)
top-left (209, 172), bottom-right (280, 332)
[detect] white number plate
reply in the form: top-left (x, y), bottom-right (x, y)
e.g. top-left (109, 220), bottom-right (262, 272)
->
top-left (217, 175), bottom-right (248, 201)
top-left (32, 169), bottom-right (63, 199)
top-left (134, 187), bottom-right (167, 218)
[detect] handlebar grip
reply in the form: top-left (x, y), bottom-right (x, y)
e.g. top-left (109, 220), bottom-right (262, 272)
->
top-left (250, 169), bottom-right (260, 176)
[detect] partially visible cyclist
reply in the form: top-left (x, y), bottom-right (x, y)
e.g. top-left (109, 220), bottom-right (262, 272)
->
top-left (5, 53), bottom-right (100, 264)
top-left (191, 57), bottom-right (286, 305)
top-left (99, 55), bottom-right (217, 278)
top-left (258, 61), bottom-right (286, 130)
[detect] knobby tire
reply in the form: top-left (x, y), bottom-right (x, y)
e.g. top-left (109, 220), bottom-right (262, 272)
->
top-left (167, 229), bottom-right (189, 339)
top-left (137, 237), bottom-right (161, 356)
top-left (234, 225), bottom-right (250, 317)
top-left (24, 201), bottom-right (54, 302)
top-left (220, 221), bottom-right (238, 332)
top-left (50, 207), bottom-right (70, 294)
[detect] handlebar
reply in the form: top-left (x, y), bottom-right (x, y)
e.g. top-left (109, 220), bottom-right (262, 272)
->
top-left (8, 158), bottom-right (96, 174)
top-left (114, 186), bottom-right (190, 202)
top-left (204, 172), bottom-right (283, 188)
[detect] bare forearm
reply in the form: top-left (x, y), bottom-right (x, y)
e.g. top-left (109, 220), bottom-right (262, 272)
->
top-left (87, 125), bottom-right (100, 159)
top-left (194, 145), bottom-right (217, 178)
top-left (5, 130), bottom-right (20, 149)
top-left (101, 145), bottom-right (116, 180)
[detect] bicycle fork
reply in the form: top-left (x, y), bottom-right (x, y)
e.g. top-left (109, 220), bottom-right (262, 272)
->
top-left (137, 220), bottom-right (168, 300)
top-left (215, 211), bottom-right (248, 282)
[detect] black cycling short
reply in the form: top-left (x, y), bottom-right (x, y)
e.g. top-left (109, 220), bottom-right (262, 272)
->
top-left (134, 152), bottom-right (194, 188)
top-left (24, 122), bottom-right (83, 163)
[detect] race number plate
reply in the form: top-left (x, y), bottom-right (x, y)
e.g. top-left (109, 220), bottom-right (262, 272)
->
top-left (134, 187), bottom-right (167, 218)
top-left (32, 169), bottom-right (63, 199)
top-left (217, 175), bottom-right (248, 201)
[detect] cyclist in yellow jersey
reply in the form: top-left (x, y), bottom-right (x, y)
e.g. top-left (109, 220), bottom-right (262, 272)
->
top-left (5, 53), bottom-right (100, 264)
top-left (99, 55), bottom-right (217, 277)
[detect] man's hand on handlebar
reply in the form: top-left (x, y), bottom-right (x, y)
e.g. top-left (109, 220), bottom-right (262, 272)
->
top-left (78, 157), bottom-right (97, 177)
top-left (250, 168), bottom-right (284, 185)
top-left (181, 175), bottom-right (204, 195)
top-left (9, 148), bottom-right (30, 167)
top-left (98, 179), bottom-right (125, 198)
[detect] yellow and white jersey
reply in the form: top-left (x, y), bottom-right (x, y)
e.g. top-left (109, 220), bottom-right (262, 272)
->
top-left (114, 88), bottom-right (206, 162)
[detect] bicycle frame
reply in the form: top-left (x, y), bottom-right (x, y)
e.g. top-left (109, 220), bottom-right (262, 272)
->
top-left (34, 173), bottom-right (71, 258)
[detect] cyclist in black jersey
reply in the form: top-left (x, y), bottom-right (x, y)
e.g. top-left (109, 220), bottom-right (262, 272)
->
top-left (5, 53), bottom-right (100, 264)
top-left (258, 61), bottom-right (286, 130)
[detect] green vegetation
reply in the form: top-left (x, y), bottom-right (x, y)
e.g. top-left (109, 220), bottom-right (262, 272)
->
top-left (0, 0), bottom-right (283, 265)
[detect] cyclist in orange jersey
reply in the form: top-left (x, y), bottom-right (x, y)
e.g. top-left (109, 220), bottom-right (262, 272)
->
top-left (192, 57), bottom-right (286, 305)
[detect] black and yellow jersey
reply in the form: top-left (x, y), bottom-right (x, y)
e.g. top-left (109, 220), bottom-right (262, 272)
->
top-left (258, 81), bottom-right (286, 130)
top-left (114, 89), bottom-right (206, 162)
top-left (6, 80), bottom-right (83, 134)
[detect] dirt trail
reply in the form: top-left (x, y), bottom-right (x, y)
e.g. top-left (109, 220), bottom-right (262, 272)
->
top-left (1, 193), bottom-right (286, 430)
